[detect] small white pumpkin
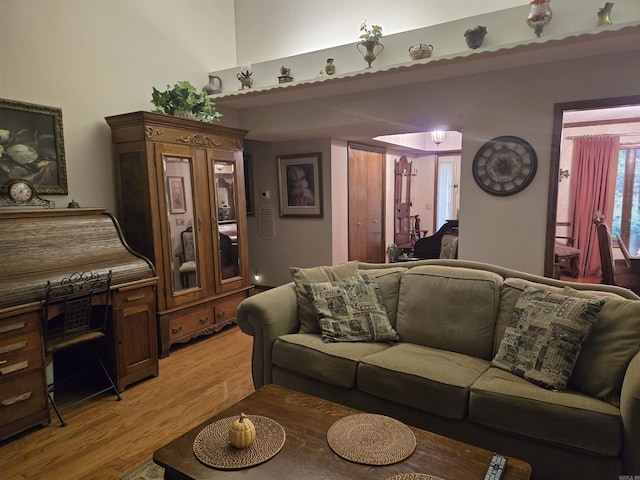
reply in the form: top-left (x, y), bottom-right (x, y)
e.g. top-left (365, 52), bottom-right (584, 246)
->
top-left (228, 413), bottom-right (256, 448)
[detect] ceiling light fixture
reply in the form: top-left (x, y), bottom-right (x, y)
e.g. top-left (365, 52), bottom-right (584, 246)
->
top-left (431, 130), bottom-right (446, 146)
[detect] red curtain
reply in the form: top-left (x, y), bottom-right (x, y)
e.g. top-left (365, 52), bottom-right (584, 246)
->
top-left (569, 135), bottom-right (619, 277)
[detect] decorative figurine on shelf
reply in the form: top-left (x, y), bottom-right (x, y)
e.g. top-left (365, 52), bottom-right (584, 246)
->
top-left (527, 0), bottom-right (552, 37)
top-left (278, 66), bottom-right (293, 84)
top-left (237, 69), bottom-right (253, 89)
top-left (597, 2), bottom-right (614, 26)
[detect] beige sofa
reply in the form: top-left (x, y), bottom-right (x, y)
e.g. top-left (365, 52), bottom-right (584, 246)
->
top-left (237, 259), bottom-right (640, 480)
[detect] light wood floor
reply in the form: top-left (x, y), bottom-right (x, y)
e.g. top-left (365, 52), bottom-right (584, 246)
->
top-left (1, 325), bottom-right (255, 480)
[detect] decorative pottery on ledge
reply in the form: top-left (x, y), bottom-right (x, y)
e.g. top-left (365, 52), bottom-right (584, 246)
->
top-left (409, 44), bottom-right (433, 60)
top-left (597, 2), bottom-right (614, 27)
top-left (464, 25), bottom-right (487, 49)
top-left (357, 41), bottom-right (384, 68)
top-left (527, 0), bottom-right (552, 37)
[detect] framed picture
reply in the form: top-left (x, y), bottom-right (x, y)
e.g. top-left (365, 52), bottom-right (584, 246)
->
top-left (277, 153), bottom-right (322, 217)
top-left (167, 176), bottom-right (186, 214)
top-left (243, 154), bottom-right (254, 216)
top-left (0, 98), bottom-right (68, 194)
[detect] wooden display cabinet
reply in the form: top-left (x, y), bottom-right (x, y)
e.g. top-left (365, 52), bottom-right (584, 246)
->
top-left (105, 112), bottom-right (252, 357)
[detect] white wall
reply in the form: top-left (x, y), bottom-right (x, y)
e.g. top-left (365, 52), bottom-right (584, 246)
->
top-left (0, 0), bottom-right (237, 213)
top-left (3, 1), bottom-right (639, 284)
top-left (236, 49), bottom-right (640, 276)
top-left (244, 138), bottom-right (334, 286)
top-left (233, 0), bottom-right (529, 64)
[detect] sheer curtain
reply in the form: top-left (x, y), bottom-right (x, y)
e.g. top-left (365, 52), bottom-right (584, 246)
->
top-left (569, 135), bottom-right (619, 277)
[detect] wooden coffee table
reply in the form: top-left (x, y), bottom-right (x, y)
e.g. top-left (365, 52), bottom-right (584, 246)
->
top-left (154, 384), bottom-right (531, 480)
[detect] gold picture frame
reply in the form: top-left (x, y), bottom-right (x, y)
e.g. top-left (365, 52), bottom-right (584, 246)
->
top-left (167, 176), bottom-right (186, 214)
top-left (0, 98), bottom-right (68, 194)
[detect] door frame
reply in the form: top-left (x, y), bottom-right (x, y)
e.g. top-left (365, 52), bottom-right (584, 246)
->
top-left (544, 94), bottom-right (640, 277)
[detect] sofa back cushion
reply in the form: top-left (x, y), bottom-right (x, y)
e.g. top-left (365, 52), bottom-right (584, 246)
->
top-left (563, 286), bottom-right (640, 406)
top-left (395, 265), bottom-right (503, 359)
top-left (356, 267), bottom-right (406, 327)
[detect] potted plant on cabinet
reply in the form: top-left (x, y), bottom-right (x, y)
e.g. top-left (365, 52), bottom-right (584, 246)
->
top-left (151, 80), bottom-right (222, 123)
top-left (357, 20), bottom-right (384, 68)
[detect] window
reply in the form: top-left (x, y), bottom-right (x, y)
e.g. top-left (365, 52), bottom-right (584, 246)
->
top-left (436, 155), bottom-right (460, 228)
top-left (612, 148), bottom-right (640, 241)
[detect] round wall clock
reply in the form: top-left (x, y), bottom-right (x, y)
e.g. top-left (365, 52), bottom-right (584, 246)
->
top-left (472, 136), bottom-right (538, 196)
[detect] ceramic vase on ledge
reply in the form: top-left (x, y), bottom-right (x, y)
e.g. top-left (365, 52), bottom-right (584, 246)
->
top-left (597, 2), bottom-right (614, 26)
top-left (527, 0), bottom-right (552, 37)
top-left (464, 25), bottom-right (487, 49)
top-left (357, 41), bottom-right (384, 68)
top-left (325, 58), bottom-right (336, 75)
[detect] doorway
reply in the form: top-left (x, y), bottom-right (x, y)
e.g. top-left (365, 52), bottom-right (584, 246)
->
top-left (436, 154), bottom-right (461, 229)
top-left (348, 144), bottom-right (385, 263)
top-left (545, 95), bottom-right (640, 279)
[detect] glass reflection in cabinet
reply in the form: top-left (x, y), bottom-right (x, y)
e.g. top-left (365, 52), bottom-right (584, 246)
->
top-left (164, 155), bottom-right (199, 292)
top-left (214, 161), bottom-right (240, 280)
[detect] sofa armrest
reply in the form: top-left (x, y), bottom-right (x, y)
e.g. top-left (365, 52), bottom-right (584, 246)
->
top-left (621, 350), bottom-right (640, 474)
top-left (237, 283), bottom-right (299, 388)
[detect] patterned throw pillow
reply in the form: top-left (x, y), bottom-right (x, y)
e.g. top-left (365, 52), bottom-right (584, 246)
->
top-left (492, 287), bottom-right (604, 391)
top-left (290, 262), bottom-right (359, 334)
top-left (305, 274), bottom-right (399, 343)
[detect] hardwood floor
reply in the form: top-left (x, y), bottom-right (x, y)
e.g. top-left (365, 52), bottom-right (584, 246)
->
top-left (0, 325), bottom-right (255, 480)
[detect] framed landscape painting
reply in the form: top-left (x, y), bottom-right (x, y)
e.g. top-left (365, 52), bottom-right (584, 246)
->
top-left (0, 98), bottom-right (68, 194)
top-left (277, 153), bottom-right (323, 217)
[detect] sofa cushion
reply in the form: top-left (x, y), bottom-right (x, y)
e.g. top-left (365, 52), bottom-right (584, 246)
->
top-left (563, 286), bottom-right (640, 406)
top-left (395, 266), bottom-right (503, 359)
top-left (358, 343), bottom-right (490, 419)
top-left (290, 261), bottom-right (359, 334)
top-left (356, 267), bottom-right (406, 327)
top-left (305, 274), bottom-right (399, 343)
top-left (492, 287), bottom-right (604, 391)
top-left (272, 334), bottom-right (390, 388)
top-left (470, 367), bottom-right (622, 456)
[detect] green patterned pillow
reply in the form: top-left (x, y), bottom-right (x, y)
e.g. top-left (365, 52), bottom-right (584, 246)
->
top-left (305, 274), bottom-right (399, 343)
top-left (492, 287), bottom-right (604, 391)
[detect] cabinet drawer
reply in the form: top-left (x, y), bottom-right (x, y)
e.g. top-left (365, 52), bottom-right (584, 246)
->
top-left (0, 370), bottom-right (47, 426)
top-left (214, 296), bottom-right (244, 325)
top-left (0, 312), bottom-right (39, 340)
top-left (169, 306), bottom-right (213, 340)
top-left (113, 286), bottom-right (155, 309)
top-left (0, 331), bottom-right (42, 379)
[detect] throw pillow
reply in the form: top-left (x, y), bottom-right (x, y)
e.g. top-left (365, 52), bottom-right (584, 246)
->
top-left (491, 287), bottom-right (605, 391)
top-left (305, 274), bottom-right (399, 343)
top-left (290, 261), bottom-right (359, 334)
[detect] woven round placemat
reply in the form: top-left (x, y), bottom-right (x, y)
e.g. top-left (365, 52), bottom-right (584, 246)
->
top-left (327, 413), bottom-right (416, 465)
top-left (193, 415), bottom-right (285, 470)
top-left (386, 474), bottom-right (444, 480)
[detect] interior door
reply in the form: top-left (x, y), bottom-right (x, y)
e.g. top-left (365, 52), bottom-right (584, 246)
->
top-left (348, 144), bottom-right (385, 263)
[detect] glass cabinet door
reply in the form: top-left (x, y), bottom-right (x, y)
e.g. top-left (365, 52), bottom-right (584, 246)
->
top-left (213, 160), bottom-right (241, 281)
top-left (163, 155), bottom-right (199, 293)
